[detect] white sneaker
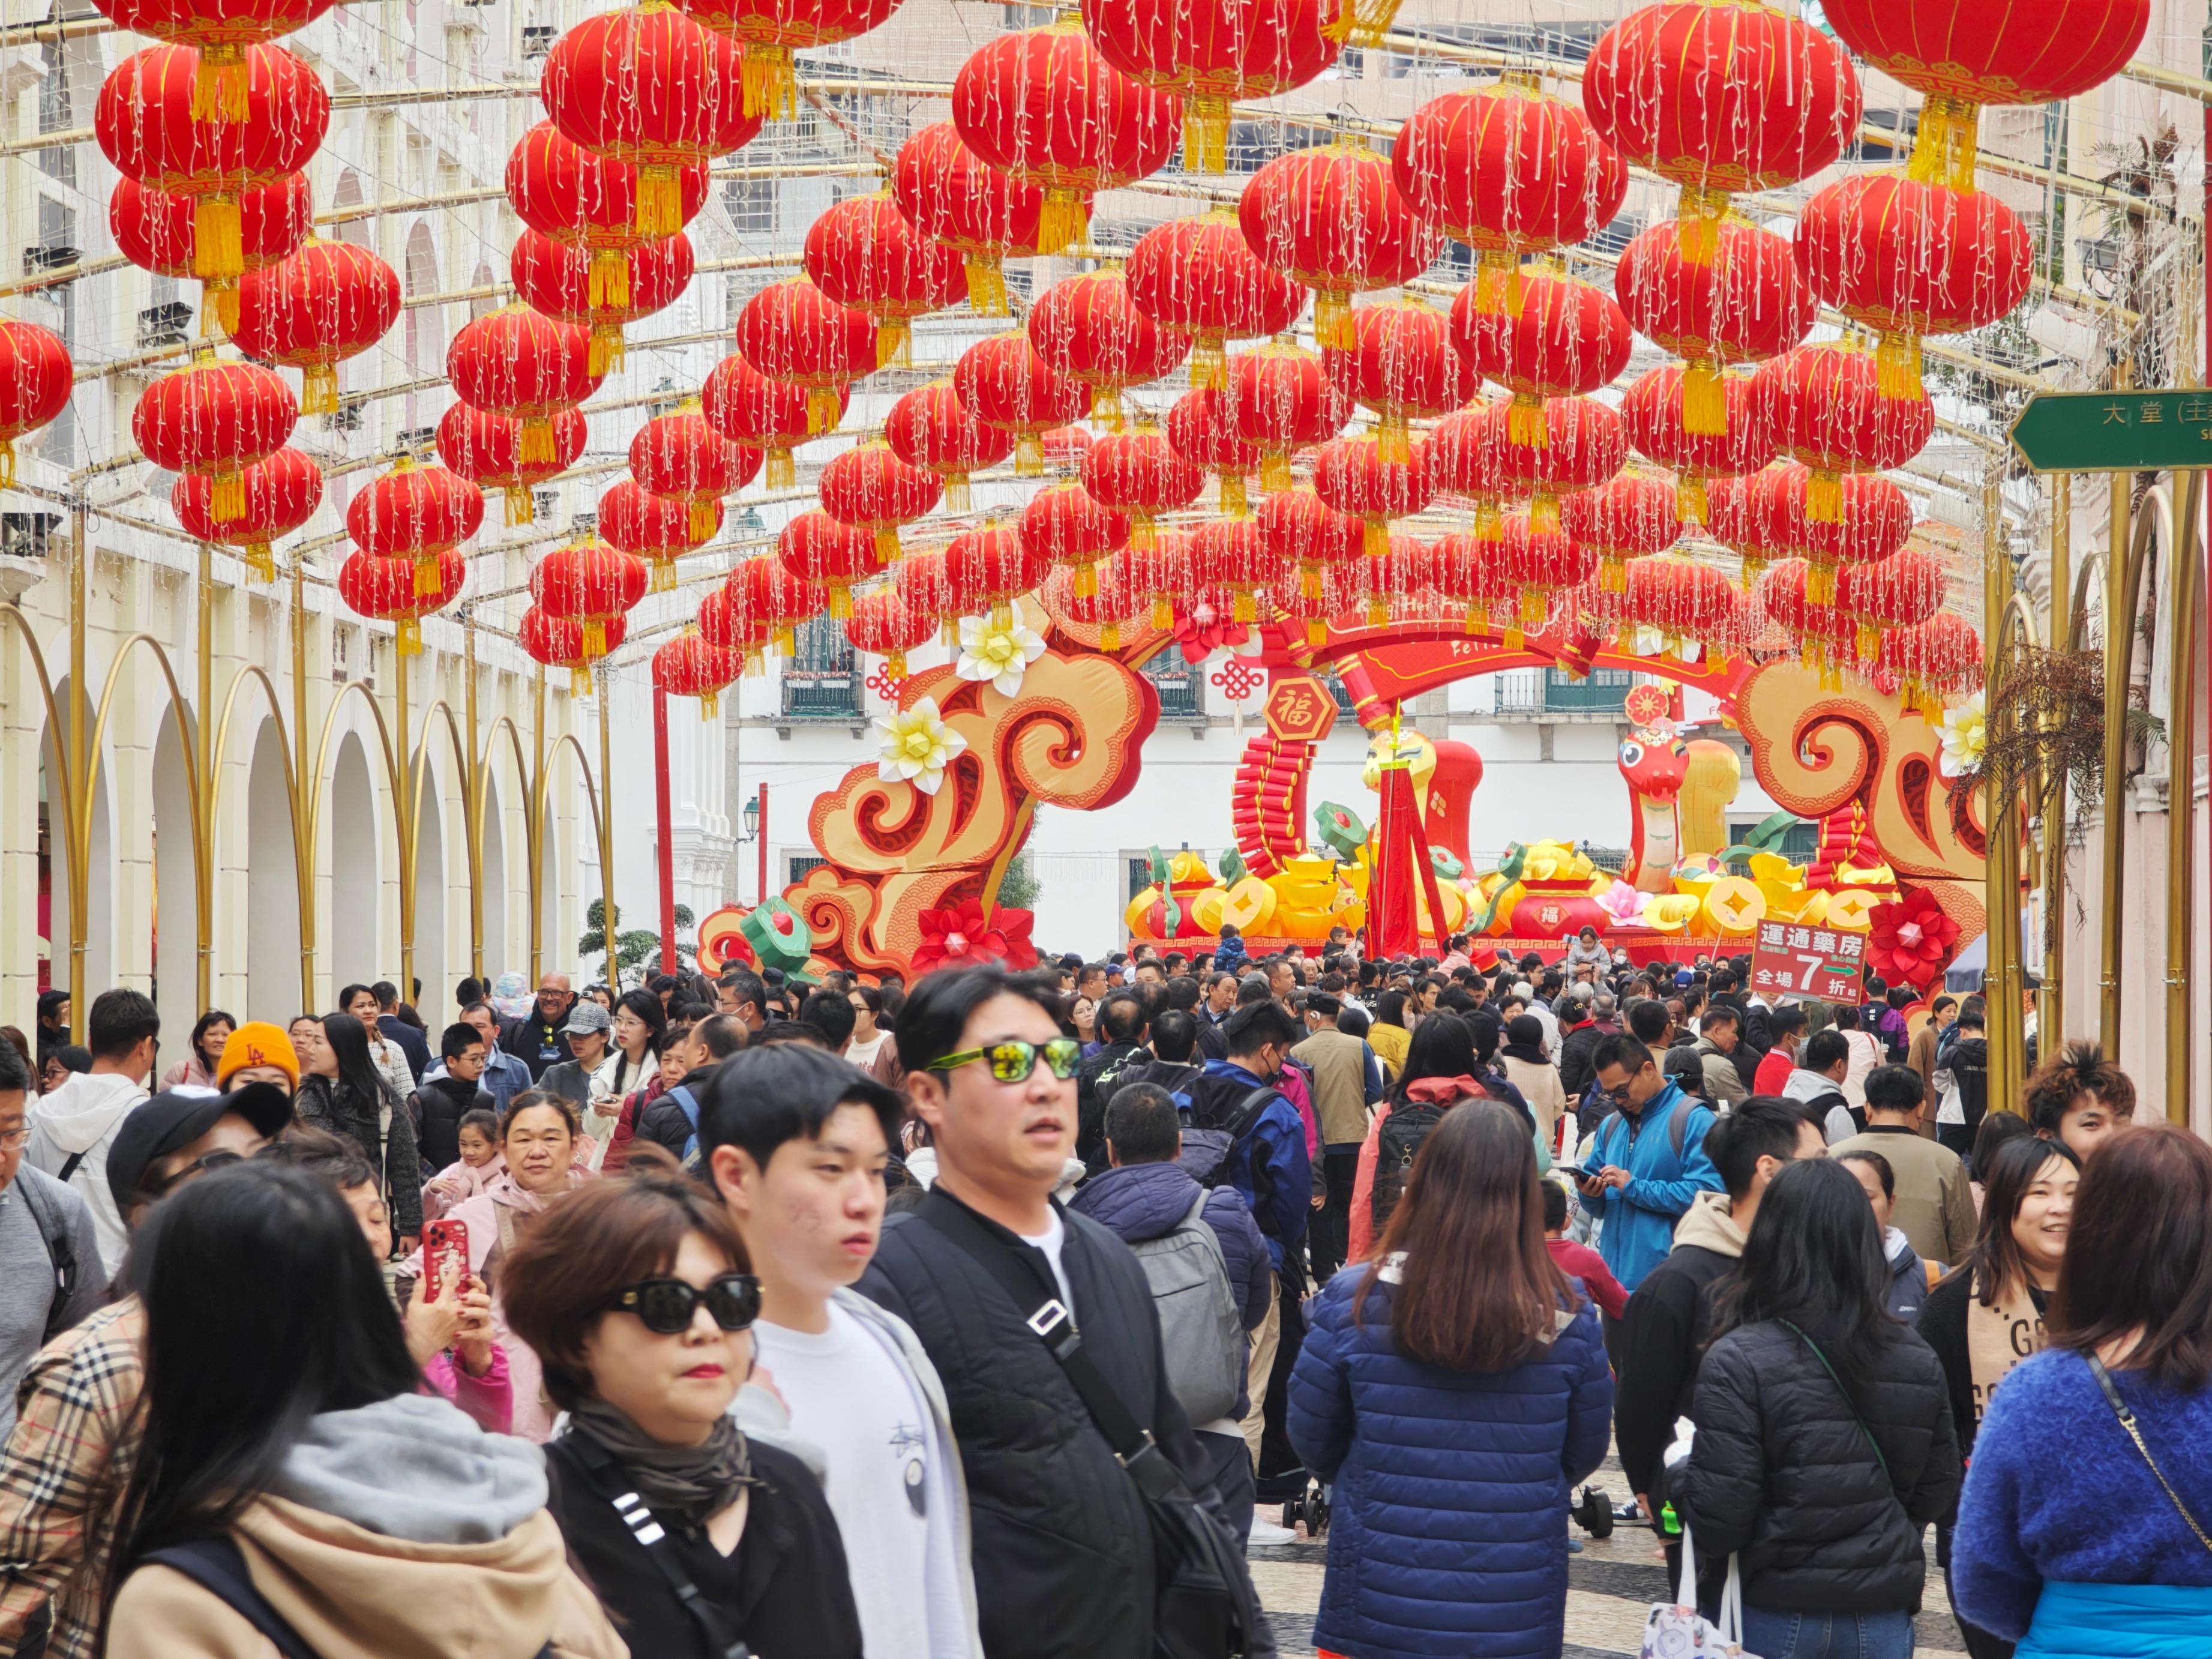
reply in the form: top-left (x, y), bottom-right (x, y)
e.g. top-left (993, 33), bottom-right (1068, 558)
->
top-left (1248, 1519), bottom-right (1297, 1545)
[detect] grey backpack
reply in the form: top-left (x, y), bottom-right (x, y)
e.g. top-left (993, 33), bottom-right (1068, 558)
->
top-left (1131, 1190), bottom-right (1246, 1428)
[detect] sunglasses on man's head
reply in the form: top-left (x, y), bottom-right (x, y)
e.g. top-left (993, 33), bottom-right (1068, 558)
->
top-left (606, 1272), bottom-right (762, 1335)
top-left (925, 1037), bottom-right (1084, 1083)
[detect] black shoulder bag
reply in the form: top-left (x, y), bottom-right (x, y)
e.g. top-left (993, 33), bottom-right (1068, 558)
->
top-left (917, 1191), bottom-right (1261, 1659)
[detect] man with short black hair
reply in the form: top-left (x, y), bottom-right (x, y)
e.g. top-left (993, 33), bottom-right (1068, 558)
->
top-left (1581, 1034), bottom-right (1722, 1300)
top-left (1831, 1063), bottom-right (1976, 1267)
top-left (715, 968), bottom-right (769, 1034)
top-left (23, 989), bottom-right (161, 1276)
top-left (1931, 1004), bottom-right (1988, 1156)
top-left (798, 988), bottom-right (858, 1053)
top-left (408, 1023), bottom-right (494, 1173)
top-left (1753, 1002), bottom-right (1808, 1095)
top-left (1116, 1008), bottom-right (1206, 1106)
top-left (1076, 992), bottom-right (1150, 1172)
top-left (1692, 1004), bottom-right (1749, 1106)
top-left (1074, 962), bottom-right (1108, 1005)
top-left (1786, 1027), bottom-right (1858, 1143)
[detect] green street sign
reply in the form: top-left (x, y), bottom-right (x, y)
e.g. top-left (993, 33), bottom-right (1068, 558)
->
top-left (2010, 390), bottom-right (2212, 472)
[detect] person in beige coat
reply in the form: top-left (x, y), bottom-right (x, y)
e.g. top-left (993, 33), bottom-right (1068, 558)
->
top-left (1499, 1014), bottom-right (1569, 1156)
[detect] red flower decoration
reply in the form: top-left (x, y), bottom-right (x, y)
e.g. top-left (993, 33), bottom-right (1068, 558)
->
top-left (910, 899), bottom-right (1041, 975)
top-left (1864, 887), bottom-right (1962, 990)
top-left (1170, 606), bottom-right (1251, 664)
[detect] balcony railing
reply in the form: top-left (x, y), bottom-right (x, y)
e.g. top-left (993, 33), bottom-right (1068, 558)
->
top-left (1494, 668), bottom-right (1635, 717)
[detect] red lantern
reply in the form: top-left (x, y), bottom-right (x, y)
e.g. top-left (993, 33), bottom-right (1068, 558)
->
top-left (699, 576), bottom-right (775, 661)
top-left (702, 353), bottom-right (839, 490)
top-left (1225, 340), bottom-right (1351, 492)
top-left (1622, 556), bottom-right (1735, 656)
top-left (844, 586), bottom-right (935, 678)
top-left (522, 605), bottom-right (629, 695)
top-left (1759, 558), bottom-right (1863, 682)
top-left (1257, 487), bottom-right (1363, 612)
top-left (1167, 386), bottom-right (1263, 517)
top-left (340, 550), bottom-right (466, 656)
top-left (94, 45), bottom-right (329, 281)
top-left (1081, 428), bottom-right (1204, 552)
top-left (1029, 269), bottom-right (1192, 429)
top-left (1795, 173), bottom-right (2033, 403)
top-left (601, 477), bottom-right (714, 594)
top-left (1393, 77), bottom-right (1627, 314)
top-left (1495, 396), bottom-right (1626, 531)
top-left (954, 334), bottom-right (1094, 476)
top-left (1703, 466), bottom-right (1797, 586)
top-left (1561, 471), bottom-right (1681, 593)
top-left (1582, 4), bottom-right (1861, 259)
top-left (1452, 269), bottom-right (1630, 448)
top-left (778, 510), bottom-right (887, 617)
top-left (0, 322), bottom-right (73, 490)
top-left (819, 444), bottom-right (943, 564)
top-left (439, 403), bottom-right (589, 527)
top-left (1044, 552), bottom-right (1148, 651)
top-left (92, 0), bottom-right (337, 121)
top-left (1079, 0), bottom-right (1339, 172)
top-left (172, 445), bottom-right (320, 581)
top-left (513, 229), bottom-right (693, 377)
top-left (1838, 545), bottom-right (1946, 660)
top-left (1020, 483), bottom-right (1131, 600)
top-left (1237, 140), bottom-right (1442, 349)
top-left (631, 406), bottom-right (762, 543)
top-left (1496, 516), bottom-right (1598, 640)
top-left (1617, 217), bottom-right (1814, 434)
top-left (347, 459), bottom-right (485, 595)
top-left (448, 307), bottom-right (604, 468)
top-left (885, 381), bottom-right (1014, 512)
top-left (110, 172), bottom-right (310, 333)
top-left (541, 7), bottom-right (761, 235)
top-left (952, 23), bottom-right (1183, 253)
top-left (1620, 366), bottom-right (1776, 523)
top-left (734, 279), bottom-right (876, 435)
top-left (945, 524), bottom-right (1053, 622)
top-left (1755, 343), bottom-right (1933, 529)
top-left (894, 546), bottom-right (961, 643)
top-left (1189, 519), bottom-right (1279, 622)
top-left (1126, 211), bottom-right (1303, 390)
top-left (654, 627), bottom-right (743, 720)
top-left (1819, 0), bottom-right (2149, 191)
top-left (1785, 465), bottom-right (1914, 601)
top-left (891, 121), bottom-right (1047, 317)
top-left (532, 535), bottom-right (647, 662)
top-left (506, 121), bottom-right (709, 310)
top-left (1876, 609), bottom-right (1983, 716)
top-left (230, 238), bottom-right (400, 414)
top-left (1426, 400), bottom-right (1521, 540)
top-left (1366, 534), bottom-right (1447, 627)
top-left (1338, 298), bottom-right (1478, 464)
top-left (133, 357), bottom-right (297, 524)
top-left (1431, 530), bottom-right (1517, 634)
top-left (690, 0), bottom-right (906, 120)
top-left (1313, 435), bottom-right (1431, 557)
top-left (804, 193), bottom-right (967, 369)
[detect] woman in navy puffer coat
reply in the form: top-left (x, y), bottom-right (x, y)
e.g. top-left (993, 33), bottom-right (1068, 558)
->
top-left (1288, 1098), bottom-right (1612, 1659)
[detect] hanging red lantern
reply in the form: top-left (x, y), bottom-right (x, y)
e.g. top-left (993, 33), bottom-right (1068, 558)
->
top-left (340, 550), bottom-right (466, 657)
top-left (654, 627), bottom-right (743, 720)
top-left (1620, 365), bottom-right (1776, 523)
top-left (631, 405), bottom-right (762, 543)
top-left (1495, 515), bottom-right (1597, 642)
top-left (894, 546), bottom-right (961, 644)
top-left (230, 238), bottom-right (400, 415)
top-left (512, 228), bottom-right (693, 377)
top-left (1495, 396), bottom-right (1626, 531)
top-left (734, 279), bottom-right (876, 435)
top-left (1621, 556), bottom-right (1735, 657)
top-left (1236, 140), bottom-right (1442, 349)
top-left (448, 307), bottom-right (604, 468)
top-left (952, 23), bottom-right (1183, 254)
top-left (1020, 483), bottom-right (1132, 600)
top-left (439, 403), bottom-right (589, 528)
top-left (1266, 547), bottom-right (1362, 645)
top-left (778, 510), bottom-right (887, 617)
top-left (1336, 298), bottom-right (1478, 465)
top-left (702, 353), bottom-right (838, 490)
top-left (92, 0), bottom-right (338, 121)
top-left (844, 586), bottom-right (936, 678)
top-left (1837, 544), bottom-right (1946, 660)
top-left (1561, 471), bottom-right (1681, 593)
top-left (1225, 339), bottom-right (1351, 492)
top-left (1257, 487), bottom-right (1363, 613)
top-left (1081, 428), bottom-right (1204, 552)
top-left (1044, 551), bottom-right (1147, 651)
top-left (1431, 530), bottom-right (1516, 634)
top-left (94, 45), bottom-right (329, 282)
top-left (522, 604), bottom-right (629, 695)
top-left (1312, 435), bottom-right (1432, 558)
top-left (348, 458), bottom-right (485, 595)
top-left (541, 7), bottom-right (762, 235)
top-left (1616, 217), bottom-right (1814, 435)
top-left (1755, 343), bottom-right (1933, 530)
top-left (1452, 269), bottom-right (1630, 448)
top-left (1818, 0), bottom-right (2149, 191)
top-left (1079, 0), bottom-right (1339, 172)
top-left (1759, 558), bottom-right (1863, 683)
top-left (1703, 466), bottom-right (1797, 587)
top-left (0, 322), bottom-right (73, 490)
top-left (1426, 400), bottom-right (1521, 540)
top-left (1189, 518), bottom-right (1280, 623)
top-left (687, 0), bottom-right (907, 119)
top-left (506, 121), bottom-right (709, 311)
top-left (532, 535), bottom-right (647, 661)
top-left (1582, 4), bottom-right (1861, 260)
top-left (819, 443), bottom-right (943, 564)
top-left (1777, 464), bottom-right (1915, 603)
top-left (1795, 173), bottom-right (2033, 404)
top-left (601, 477), bottom-right (715, 594)
top-left (954, 334), bottom-right (1094, 477)
top-left (804, 193), bottom-right (967, 369)
top-left (891, 121), bottom-right (1048, 317)
top-left (885, 381), bottom-right (1014, 513)
top-left (1366, 534), bottom-right (1449, 627)
top-left (1029, 269), bottom-right (1193, 429)
top-left (1167, 386), bottom-right (1264, 517)
top-left (110, 172), bottom-right (310, 334)
top-left (1126, 211), bottom-right (1303, 390)
top-left (699, 577), bottom-right (774, 664)
top-left (172, 445), bottom-right (320, 581)
top-left (133, 356), bottom-right (297, 524)
top-left (945, 523), bottom-right (1053, 623)
top-left (1876, 609), bottom-right (1983, 716)
top-left (1393, 77), bottom-right (1627, 315)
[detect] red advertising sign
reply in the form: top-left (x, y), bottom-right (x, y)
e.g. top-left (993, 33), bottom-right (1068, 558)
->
top-left (1750, 920), bottom-right (1868, 1005)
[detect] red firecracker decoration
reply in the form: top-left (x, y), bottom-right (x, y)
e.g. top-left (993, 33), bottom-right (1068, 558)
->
top-left (1225, 339), bottom-right (1351, 492)
top-left (778, 509), bottom-right (887, 617)
top-left (1755, 343), bottom-right (1933, 540)
top-left (230, 238), bottom-right (400, 415)
top-left (0, 321), bottom-right (73, 490)
top-left (1561, 471), bottom-right (1681, 593)
top-left (1452, 269), bottom-right (1630, 449)
top-left (654, 626), bottom-right (743, 720)
top-left (733, 278), bottom-right (874, 434)
top-left (522, 604), bottom-right (629, 695)
top-left (1339, 298), bottom-right (1479, 464)
top-left (954, 334), bottom-right (1094, 476)
top-left (110, 172), bottom-right (310, 334)
top-left (506, 121), bottom-right (708, 311)
top-left (172, 444), bottom-right (320, 581)
top-left (347, 457), bottom-right (484, 596)
top-left (340, 549), bottom-right (466, 656)
top-left (1620, 365), bottom-right (1776, 523)
top-left (702, 353), bottom-right (838, 490)
top-left (1168, 386), bottom-right (1264, 517)
top-left (891, 121), bottom-right (1048, 317)
top-left (439, 403), bottom-right (589, 527)
top-left (601, 477), bottom-right (715, 594)
top-left (631, 405), bottom-right (762, 543)
top-left (448, 307), bottom-right (604, 468)
top-left (1082, 427), bottom-right (1204, 553)
top-left (1237, 139), bottom-right (1442, 349)
top-left (804, 192), bottom-right (967, 369)
top-left (1615, 216), bottom-right (1814, 435)
top-left (819, 443), bottom-right (943, 564)
top-left (1028, 268), bottom-right (1192, 429)
top-left (133, 355), bottom-right (297, 525)
top-left (1126, 211), bottom-right (1303, 390)
top-left (885, 381), bottom-right (1014, 513)
top-left (1079, 0), bottom-right (1339, 172)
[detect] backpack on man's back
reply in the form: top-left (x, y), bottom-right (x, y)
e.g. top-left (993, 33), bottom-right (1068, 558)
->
top-left (1127, 1190), bottom-right (1245, 1426)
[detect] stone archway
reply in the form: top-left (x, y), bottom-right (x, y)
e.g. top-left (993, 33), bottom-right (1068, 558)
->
top-left (328, 731), bottom-right (379, 990)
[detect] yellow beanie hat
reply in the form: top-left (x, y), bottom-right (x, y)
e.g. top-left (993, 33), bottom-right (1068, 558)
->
top-left (215, 1020), bottom-right (300, 1091)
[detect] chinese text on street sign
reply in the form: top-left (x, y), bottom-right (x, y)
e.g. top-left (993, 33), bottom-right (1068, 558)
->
top-left (2010, 390), bottom-right (2212, 473)
top-left (1749, 920), bottom-right (1867, 1006)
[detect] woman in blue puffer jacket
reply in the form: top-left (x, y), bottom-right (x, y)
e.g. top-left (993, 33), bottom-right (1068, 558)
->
top-left (1288, 1098), bottom-right (1614, 1659)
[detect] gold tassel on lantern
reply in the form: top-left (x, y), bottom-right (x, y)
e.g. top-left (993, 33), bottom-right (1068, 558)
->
top-left (570, 664), bottom-right (591, 696)
top-left (582, 619), bottom-right (608, 660)
top-left (193, 194), bottom-right (245, 282)
top-left (1739, 555), bottom-right (1764, 592)
top-left (1473, 499), bottom-right (1502, 540)
top-left (965, 256), bottom-right (1009, 318)
top-left (698, 687), bottom-right (720, 720)
top-left (1091, 388), bottom-right (1124, 432)
top-left (805, 385), bottom-right (843, 434)
top-left (301, 363), bottom-right (339, 417)
top-left (1151, 596), bottom-right (1173, 630)
top-left (1322, 0), bottom-right (1403, 49)
top-left (1807, 556), bottom-right (1838, 604)
top-left (1101, 619), bottom-right (1122, 651)
top-left (943, 469), bottom-right (972, 512)
top-left (1676, 185), bottom-right (1731, 264)
top-left (505, 486), bottom-right (537, 526)
top-left (830, 585), bottom-right (853, 619)
top-left (1306, 617), bottom-right (1327, 646)
top-left (1037, 188), bottom-right (1088, 255)
top-left (1191, 337), bottom-right (1227, 391)
top-left (689, 499), bottom-right (720, 541)
top-left (242, 541), bottom-right (275, 583)
top-left (1185, 95), bottom-right (1231, 174)
top-left (1875, 332), bottom-right (1924, 401)
top-left (1363, 522), bottom-right (1389, 558)
top-left (1519, 589), bottom-right (1546, 632)
top-left (396, 618), bottom-right (422, 656)
top-left (1507, 391), bottom-right (1548, 448)
top-left (1472, 250), bottom-right (1524, 318)
top-left (1377, 413), bottom-right (1411, 465)
top-left (874, 527), bottom-right (902, 564)
top-left (991, 598), bottom-right (1012, 628)
top-left (1805, 469), bottom-right (1844, 523)
top-left (876, 318), bottom-right (912, 370)
top-left (1462, 603), bottom-right (1482, 636)
top-left (1682, 360), bottom-right (1728, 436)
top-left (650, 558), bottom-right (676, 595)
top-left (1219, 474), bottom-right (1248, 517)
top-left (2, 437), bottom-right (20, 490)
top-left (1503, 622), bottom-right (1525, 651)
top-left (1365, 595), bottom-right (1387, 627)
top-left (1530, 492), bottom-right (1560, 534)
top-left (189, 44), bottom-right (251, 123)
top-left (765, 448), bottom-right (796, 489)
top-left (1259, 451), bottom-right (1292, 492)
top-left (203, 279), bottom-right (241, 337)
top-left (1300, 564), bottom-right (1323, 603)
top-left (1231, 590), bottom-right (1256, 623)
top-left (1074, 560), bottom-right (1099, 598)
top-left (588, 248), bottom-right (631, 310)
top-left (1908, 94), bottom-right (1981, 192)
top-left (519, 417), bottom-right (556, 468)
top-left (1314, 289), bottom-right (1356, 352)
top-left (1015, 433), bottom-right (1045, 477)
top-left (211, 468), bottom-right (247, 524)
top-left (741, 44), bottom-right (799, 121)
top-left (634, 165), bottom-right (684, 237)
top-left (1128, 516), bottom-right (1156, 553)
top-left (942, 615), bottom-right (960, 648)
top-left (1676, 474), bottom-right (1709, 523)
top-left (1855, 620), bottom-right (1880, 662)
top-left (886, 649), bottom-right (908, 679)
top-left (1601, 553), bottom-right (1627, 594)
top-left (413, 555), bottom-right (442, 597)
top-left (588, 325), bottom-right (625, 377)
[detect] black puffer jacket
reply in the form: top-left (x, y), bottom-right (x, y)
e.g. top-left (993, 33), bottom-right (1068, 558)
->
top-left (296, 1072), bottom-right (424, 1238)
top-left (1674, 1318), bottom-right (1960, 1613)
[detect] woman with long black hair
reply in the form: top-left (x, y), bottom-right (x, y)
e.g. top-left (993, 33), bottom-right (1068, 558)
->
top-left (1674, 1157), bottom-right (1961, 1658)
top-left (298, 1011), bottom-right (423, 1252)
top-left (97, 1163), bottom-right (624, 1659)
top-left (579, 987), bottom-right (666, 1169)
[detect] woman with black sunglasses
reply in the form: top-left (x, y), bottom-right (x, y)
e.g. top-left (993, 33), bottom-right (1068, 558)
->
top-left (502, 1144), bottom-right (863, 1659)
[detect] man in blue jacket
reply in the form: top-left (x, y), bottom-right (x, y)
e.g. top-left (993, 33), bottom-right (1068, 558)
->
top-left (1580, 1032), bottom-right (1722, 1310)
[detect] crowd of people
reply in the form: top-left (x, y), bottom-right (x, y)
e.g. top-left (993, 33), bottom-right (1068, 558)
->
top-left (0, 929), bottom-right (2201, 1659)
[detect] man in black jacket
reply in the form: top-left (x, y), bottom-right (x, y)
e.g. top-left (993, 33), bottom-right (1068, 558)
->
top-left (1075, 990), bottom-right (1149, 1172)
top-left (861, 965), bottom-right (1267, 1659)
top-left (634, 1014), bottom-right (747, 1162)
top-left (499, 971), bottom-right (574, 1080)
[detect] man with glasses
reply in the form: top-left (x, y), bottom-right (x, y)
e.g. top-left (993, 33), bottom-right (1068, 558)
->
top-left (0, 1041), bottom-right (100, 1442)
top-left (1581, 1034), bottom-right (1723, 1307)
top-left (858, 966), bottom-right (1261, 1659)
top-left (497, 970), bottom-right (576, 1081)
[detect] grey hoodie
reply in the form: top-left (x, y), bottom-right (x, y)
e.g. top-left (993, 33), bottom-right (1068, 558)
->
top-left (272, 1391), bottom-right (547, 1545)
top-left (25, 1070), bottom-right (148, 1277)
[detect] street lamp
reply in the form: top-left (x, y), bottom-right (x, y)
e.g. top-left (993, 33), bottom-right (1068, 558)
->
top-left (741, 791), bottom-right (761, 842)
top-left (736, 782), bottom-right (768, 905)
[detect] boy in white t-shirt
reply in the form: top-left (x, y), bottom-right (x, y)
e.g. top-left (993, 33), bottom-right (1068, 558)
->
top-left (703, 1043), bottom-right (980, 1659)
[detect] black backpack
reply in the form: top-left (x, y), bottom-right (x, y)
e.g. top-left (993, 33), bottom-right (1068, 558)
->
top-left (17, 1171), bottom-right (81, 1344)
top-left (1177, 1085), bottom-right (1281, 1193)
top-left (1371, 1098), bottom-right (1450, 1235)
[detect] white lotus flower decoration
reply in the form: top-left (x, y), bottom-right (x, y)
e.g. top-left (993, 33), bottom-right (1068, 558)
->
top-left (876, 695), bottom-right (967, 795)
top-left (1938, 690), bottom-right (1986, 780)
top-left (1623, 624), bottom-right (1701, 662)
top-left (957, 615), bottom-right (1047, 696)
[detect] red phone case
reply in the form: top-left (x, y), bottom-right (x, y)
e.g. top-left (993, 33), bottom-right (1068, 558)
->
top-left (422, 1220), bottom-right (467, 1298)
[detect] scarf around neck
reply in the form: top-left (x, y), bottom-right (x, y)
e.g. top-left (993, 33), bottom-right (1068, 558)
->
top-left (567, 1396), bottom-right (753, 1526)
